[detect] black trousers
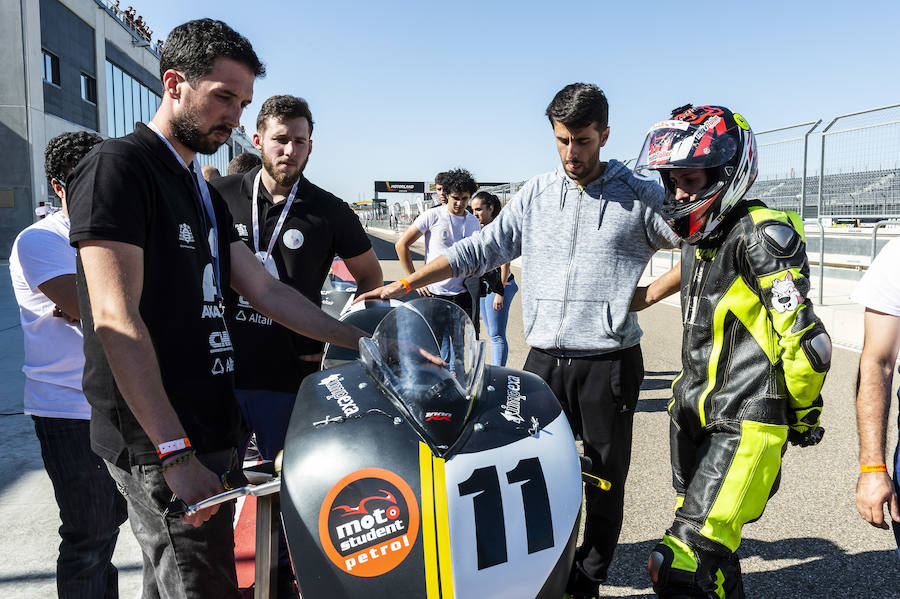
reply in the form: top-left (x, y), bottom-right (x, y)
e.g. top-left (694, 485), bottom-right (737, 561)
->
top-left (524, 344), bottom-right (644, 588)
top-left (33, 416), bottom-right (127, 599)
top-left (436, 291), bottom-right (473, 321)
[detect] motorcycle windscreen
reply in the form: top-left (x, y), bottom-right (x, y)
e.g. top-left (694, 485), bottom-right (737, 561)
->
top-left (360, 298), bottom-right (485, 455)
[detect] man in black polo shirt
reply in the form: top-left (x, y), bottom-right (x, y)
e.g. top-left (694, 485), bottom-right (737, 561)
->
top-left (66, 20), bottom-right (366, 599)
top-left (212, 95), bottom-right (382, 462)
top-left (212, 93), bottom-right (383, 593)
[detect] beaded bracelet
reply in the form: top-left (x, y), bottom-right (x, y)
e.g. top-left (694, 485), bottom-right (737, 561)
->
top-left (159, 449), bottom-right (196, 473)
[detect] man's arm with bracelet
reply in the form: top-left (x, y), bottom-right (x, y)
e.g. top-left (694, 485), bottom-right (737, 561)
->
top-left (354, 255), bottom-right (454, 304)
top-left (78, 240), bottom-right (224, 527)
top-left (856, 308), bottom-right (900, 529)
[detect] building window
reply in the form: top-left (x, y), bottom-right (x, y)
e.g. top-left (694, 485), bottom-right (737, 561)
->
top-left (42, 50), bottom-right (60, 86)
top-left (80, 73), bottom-right (97, 104)
top-left (105, 60), bottom-right (162, 137)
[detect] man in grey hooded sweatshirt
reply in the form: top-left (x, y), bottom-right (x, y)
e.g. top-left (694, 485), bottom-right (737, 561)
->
top-left (356, 83), bottom-right (681, 598)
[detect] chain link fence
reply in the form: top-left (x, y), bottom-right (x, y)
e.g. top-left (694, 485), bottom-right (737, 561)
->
top-left (818, 103), bottom-right (900, 219)
top-left (754, 120), bottom-right (820, 218)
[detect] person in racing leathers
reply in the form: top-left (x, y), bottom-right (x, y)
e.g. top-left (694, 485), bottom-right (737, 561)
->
top-left (634, 105), bottom-right (831, 598)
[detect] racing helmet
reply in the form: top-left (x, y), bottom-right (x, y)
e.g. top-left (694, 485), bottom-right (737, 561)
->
top-left (635, 105), bottom-right (758, 243)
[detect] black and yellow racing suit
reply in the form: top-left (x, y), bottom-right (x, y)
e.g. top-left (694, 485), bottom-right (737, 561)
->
top-left (651, 200), bottom-right (831, 598)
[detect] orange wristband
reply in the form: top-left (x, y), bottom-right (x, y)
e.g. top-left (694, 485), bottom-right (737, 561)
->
top-left (399, 278), bottom-right (412, 293)
top-left (861, 464), bottom-right (888, 473)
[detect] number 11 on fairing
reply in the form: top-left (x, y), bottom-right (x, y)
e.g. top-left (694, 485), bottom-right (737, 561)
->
top-left (457, 457), bottom-right (554, 570)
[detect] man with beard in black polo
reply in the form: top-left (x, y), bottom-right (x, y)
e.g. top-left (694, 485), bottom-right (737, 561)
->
top-left (212, 95), bottom-right (383, 592)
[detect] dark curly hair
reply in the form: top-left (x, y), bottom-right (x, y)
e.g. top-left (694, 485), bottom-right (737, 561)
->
top-left (255, 95), bottom-right (313, 135)
top-left (44, 131), bottom-right (103, 184)
top-left (545, 83), bottom-right (609, 131)
top-left (227, 152), bottom-right (261, 175)
top-left (442, 168), bottom-right (477, 197)
top-left (160, 19), bottom-right (265, 84)
top-left (434, 171), bottom-right (448, 186)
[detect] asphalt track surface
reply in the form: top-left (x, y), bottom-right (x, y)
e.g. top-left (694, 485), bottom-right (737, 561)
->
top-left (1, 229), bottom-right (898, 597)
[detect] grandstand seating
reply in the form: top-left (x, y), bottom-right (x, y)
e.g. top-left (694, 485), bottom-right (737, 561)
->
top-left (754, 168), bottom-right (900, 216)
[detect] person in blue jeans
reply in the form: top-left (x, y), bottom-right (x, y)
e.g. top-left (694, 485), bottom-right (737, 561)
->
top-left (471, 191), bottom-right (518, 366)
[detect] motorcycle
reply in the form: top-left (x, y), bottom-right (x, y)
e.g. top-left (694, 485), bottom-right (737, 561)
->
top-left (191, 298), bottom-right (595, 598)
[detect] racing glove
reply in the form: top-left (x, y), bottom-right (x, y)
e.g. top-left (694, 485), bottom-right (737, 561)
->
top-left (788, 395), bottom-right (824, 447)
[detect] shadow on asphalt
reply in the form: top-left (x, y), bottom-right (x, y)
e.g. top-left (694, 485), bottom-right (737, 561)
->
top-left (367, 233), bottom-right (423, 262)
top-left (607, 537), bottom-right (900, 598)
top-left (0, 563), bottom-right (142, 586)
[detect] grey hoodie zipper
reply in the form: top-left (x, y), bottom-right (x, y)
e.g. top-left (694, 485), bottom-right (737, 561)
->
top-left (555, 184), bottom-right (583, 348)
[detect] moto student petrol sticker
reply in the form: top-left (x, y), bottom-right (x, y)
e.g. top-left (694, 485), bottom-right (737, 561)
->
top-left (318, 468), bottom-right (420, 577)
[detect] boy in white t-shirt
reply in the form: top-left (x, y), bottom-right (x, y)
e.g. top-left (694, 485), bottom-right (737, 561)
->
top-left (395, 168), bottom-right (480, 318)
top-left (853, 236), bottom-right (900, 547)
top-left (10, 132), bottom-right (126, 597)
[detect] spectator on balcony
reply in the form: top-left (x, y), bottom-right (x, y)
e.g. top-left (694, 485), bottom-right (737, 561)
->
top-left (111, 0), bottom-right (121, 17)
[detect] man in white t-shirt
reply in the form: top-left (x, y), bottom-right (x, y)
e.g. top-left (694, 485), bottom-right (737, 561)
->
top-left (853, 235), bottom-right (900, 550)
top-left (10, 132), bottom-right (126, 598)
top-left (395, 168), bottom-right (480, 317)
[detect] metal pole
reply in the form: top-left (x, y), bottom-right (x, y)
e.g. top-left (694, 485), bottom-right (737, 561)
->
top-left (817, 219), bottom-right (826, 305)
top-left (871, 220), bottom-right (900, 260)
top-left (817, 124), bottom-right (831, 222)
top-left (254, 494), bottom-right (279, 599)
top-left (800, 119), bottom-right (822, 219)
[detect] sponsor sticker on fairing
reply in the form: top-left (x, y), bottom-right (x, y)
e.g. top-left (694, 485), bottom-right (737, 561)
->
top-left (319, 373), bottom-right (360, 417)
top-left (500, 375), bottom-right (526, 424)
top-left (318, 468), bottom-right (420, 577)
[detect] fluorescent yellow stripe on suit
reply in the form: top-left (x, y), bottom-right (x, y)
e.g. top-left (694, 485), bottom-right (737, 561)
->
top-left (697, 276), bottom-right (777, 428)
top-left (419, 443), bottom-right (440, 599)
top-left (699, 420), bottom-right (788, 551)
top-left (432, 455), bottom-right (455, 599)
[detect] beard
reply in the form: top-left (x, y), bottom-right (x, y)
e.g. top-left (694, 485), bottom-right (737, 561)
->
top-left (170, 102), bottom-right (231, 155)
top-left (261, 150), bottom-right (307, 189)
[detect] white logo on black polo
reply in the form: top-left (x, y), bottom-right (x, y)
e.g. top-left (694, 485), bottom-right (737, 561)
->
top-left (235, 223), bottom-right (249, 238)
top-left (208, 330), bottom-right (233, 353)
top-left (179, 223), bottom-right (195, 248)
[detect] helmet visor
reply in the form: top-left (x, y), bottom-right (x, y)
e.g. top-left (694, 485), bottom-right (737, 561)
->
top-left (634, 118), bottom-right (737, 178)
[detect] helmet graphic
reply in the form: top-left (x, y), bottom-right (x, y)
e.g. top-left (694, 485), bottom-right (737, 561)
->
top-left (635, 105), bottom-right (758, 243)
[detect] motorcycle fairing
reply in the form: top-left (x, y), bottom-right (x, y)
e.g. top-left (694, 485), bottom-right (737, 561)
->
top-left (281, 361), bottom-right (581, 599)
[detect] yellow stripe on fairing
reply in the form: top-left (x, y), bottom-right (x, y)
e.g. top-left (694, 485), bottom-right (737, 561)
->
top-left (432, 455), bottom-right (455, 599)
top-left (419, 443), bottom-right (440, 599)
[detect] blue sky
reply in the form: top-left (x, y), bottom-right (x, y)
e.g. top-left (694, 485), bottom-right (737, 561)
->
top-left (135, 0), bottom-right (900, 203)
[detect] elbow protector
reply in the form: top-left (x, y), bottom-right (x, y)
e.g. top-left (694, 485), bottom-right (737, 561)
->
top-left (800, 326), bottom-right (831, 373)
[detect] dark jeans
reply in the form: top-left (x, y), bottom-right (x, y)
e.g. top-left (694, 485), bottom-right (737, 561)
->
top-left (236, 368), bottom-right (317, 595)
top-left (33, 416), bottom-right (127, 599)
top-left (106, 449), bottom-right (241, 599)
top-left (524, 345), bottom-right (644, 590)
